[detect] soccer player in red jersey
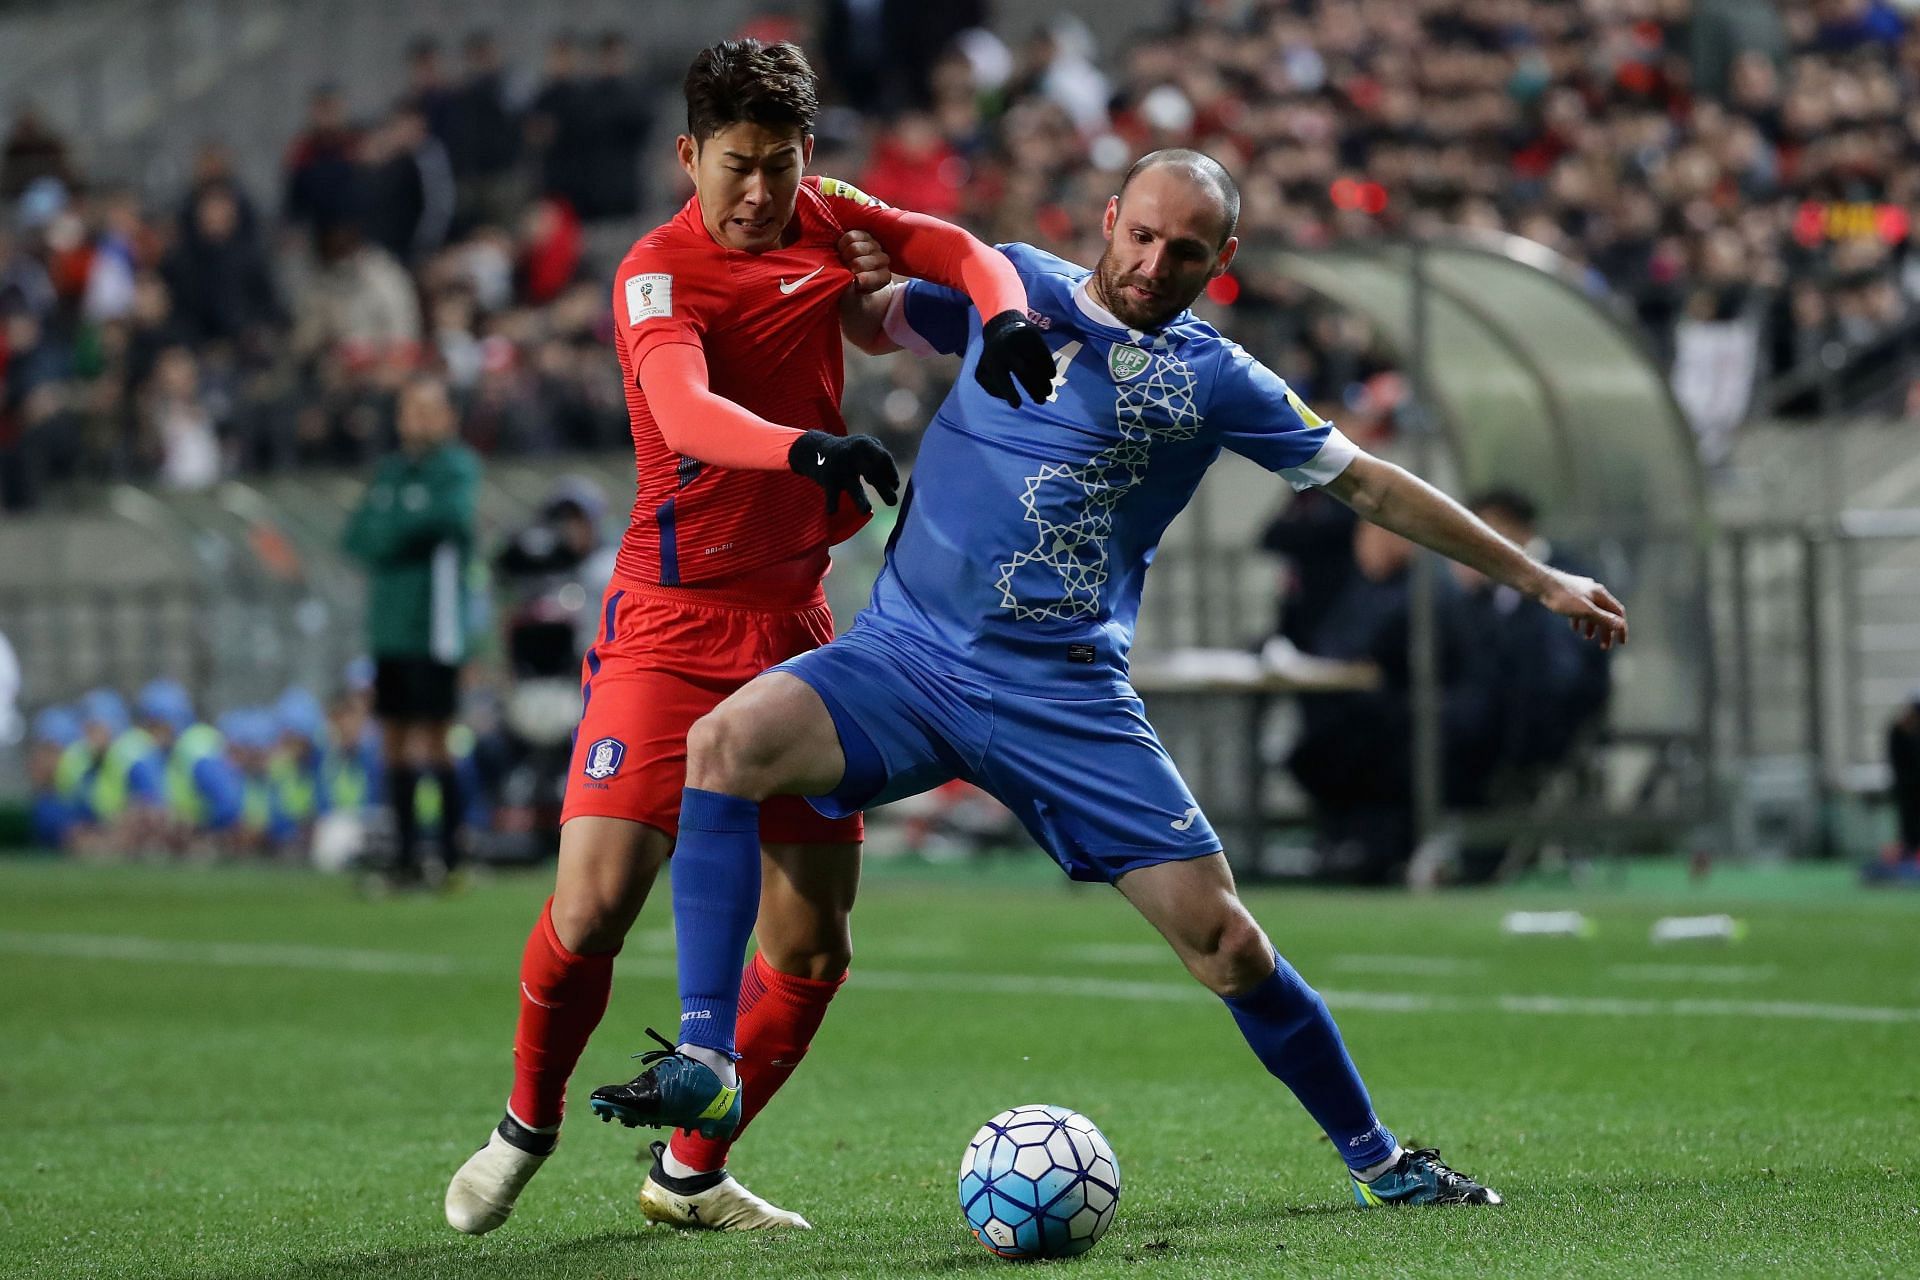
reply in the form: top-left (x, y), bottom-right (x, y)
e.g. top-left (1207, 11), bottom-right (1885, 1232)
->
top-left (444, 39), bottom-right (1053, 1236)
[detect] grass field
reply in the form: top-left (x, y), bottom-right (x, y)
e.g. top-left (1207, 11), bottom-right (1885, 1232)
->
top-left (2, 855), bottom-right (1917, 1279)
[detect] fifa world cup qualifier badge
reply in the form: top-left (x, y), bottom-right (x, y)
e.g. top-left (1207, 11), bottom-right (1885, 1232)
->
top-left (1108, 344), bottom-right (1150, 382)
top-left (626, 273), bottom-right (673, 324)
top-left (582, 737), bottom-right (626, 781)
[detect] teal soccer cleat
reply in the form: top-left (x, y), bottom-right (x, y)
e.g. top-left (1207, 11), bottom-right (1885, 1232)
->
top-left (1352, 1148), bottom-right (1503, 1207)
top-left (589, 1028), bottom-right (742, 1140)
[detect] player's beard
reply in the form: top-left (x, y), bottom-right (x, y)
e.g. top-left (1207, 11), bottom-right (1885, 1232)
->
top-left (1090, 249), bottom-right (1191, 331)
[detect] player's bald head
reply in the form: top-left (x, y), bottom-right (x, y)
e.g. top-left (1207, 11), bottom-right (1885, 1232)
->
top-left (1118, 149), bottom-right (1240, 248)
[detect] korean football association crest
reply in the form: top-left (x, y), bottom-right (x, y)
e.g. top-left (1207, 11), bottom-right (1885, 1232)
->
top-left (582, 736), bottom-right (626, 780)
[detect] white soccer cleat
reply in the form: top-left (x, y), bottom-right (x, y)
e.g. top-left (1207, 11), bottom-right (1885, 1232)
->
top-left (637, 1141), bottom-right (811, 1231)
top-left (445, 1122), bottom-right (553, 1235)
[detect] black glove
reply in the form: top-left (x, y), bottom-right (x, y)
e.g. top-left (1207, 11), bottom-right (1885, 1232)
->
top-left (975, 309), bottom-right (1055, 408)
top-left (787, 429), bottom-right (900, 517)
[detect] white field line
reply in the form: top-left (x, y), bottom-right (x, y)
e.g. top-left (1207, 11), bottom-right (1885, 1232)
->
top-left (1327, 954), bottom-right (1486, 978)
top-left (3, 931), bottom-right (1917, 1026)
top-left (1608, 963), bottom-right (1778, 985)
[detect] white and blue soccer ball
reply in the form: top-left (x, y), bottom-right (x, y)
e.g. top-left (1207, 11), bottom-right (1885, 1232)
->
top-left (958, 1104), bottom-right (1120, 1259)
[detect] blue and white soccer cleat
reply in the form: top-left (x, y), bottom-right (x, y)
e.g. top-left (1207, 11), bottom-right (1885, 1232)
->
top-left (589, 1028), bottom-right (742, 1140)
top-left (1352, 1148), bottom-right (1503, 1207)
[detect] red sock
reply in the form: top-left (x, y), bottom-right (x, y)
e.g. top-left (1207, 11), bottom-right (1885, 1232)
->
top-left (507, 897), bottom-right (617, 1130)
top-left (669, 950), bottom-right (844, 1171)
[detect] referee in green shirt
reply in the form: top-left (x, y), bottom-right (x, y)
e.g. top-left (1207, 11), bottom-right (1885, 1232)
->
top-left (343, 374), bottom-right (480, 886)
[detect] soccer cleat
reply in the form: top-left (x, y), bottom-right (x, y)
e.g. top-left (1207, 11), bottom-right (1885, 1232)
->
top-left (444, 1115), bottom-right (556, 1234)
top-left (1351, 1148), bottom-right (1503, 1207)
top-left (588, 1028), bottom-right (742, 1140)
top-left (636, 1141), bottom-right (812, 1231)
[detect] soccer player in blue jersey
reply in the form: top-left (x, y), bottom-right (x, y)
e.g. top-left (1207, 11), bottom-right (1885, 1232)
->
top-left (591, 150), bottom-right (1628, 1209)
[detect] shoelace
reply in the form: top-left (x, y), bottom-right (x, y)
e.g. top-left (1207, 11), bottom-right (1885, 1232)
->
top-left (632, 1026), bottom-right (681, 1065)
top-left (1406, 1148), bottom-right (1474, 1190)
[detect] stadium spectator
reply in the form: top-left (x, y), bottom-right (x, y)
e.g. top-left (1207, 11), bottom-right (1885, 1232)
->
top-left (1258, 486), bottom-right (1359, 651)
top-left (359, 102), bottom-right (457, 265)
top-left (138, 346), bottom-right (225, 490)
top-left (525, 33), bottom-right (596, 219)
top-left (445, 30), bottom-right (523, 234)
top-left (69, 687), bottom-right (168, 857)
top-left (135, 678), bottom-right (245, 854)
top-left (1890, 688), bottom-right (1920, 863)
top-left (819, 0), bottom-right (989, 114)
top-left (341, 372), bottom-right (479, 888)
top-left (283, 86), bottom-right (363, 240)
top-left (290, 221), bottom-right (422, 375)
top-left (571, 31), bottom-right (652, 222)
top-left (401, 36), bottom-right (459, 145)
top-left (1460, 489), bottom-right (1611, 771)
top-left (0, 103), bottom-right (73, 201)
top-left (269, 687), bottom-right (330, 854)
top-left (218, 708), bottom-right (278, 855)
top-left (28, 705), bottom-right (84, 850)
top-left (160, 183), bottom-right (283, 356)
top-left (1286, 520), bottom-right (1489, 882)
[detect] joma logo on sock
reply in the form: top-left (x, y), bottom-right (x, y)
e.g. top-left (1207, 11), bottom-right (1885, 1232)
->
top-left (681, 1010), bottom-right (712, 1020)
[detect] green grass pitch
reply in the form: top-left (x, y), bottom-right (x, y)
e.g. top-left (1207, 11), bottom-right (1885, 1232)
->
top-left (2, 856), bottom-right (1916, 1279)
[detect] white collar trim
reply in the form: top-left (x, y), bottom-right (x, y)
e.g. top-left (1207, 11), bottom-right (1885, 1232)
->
top-left (1072, 277), bottom-right (1143, 338)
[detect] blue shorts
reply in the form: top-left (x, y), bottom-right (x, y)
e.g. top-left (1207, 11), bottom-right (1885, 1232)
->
top-left (771, 625), bottom-right (1221, 884)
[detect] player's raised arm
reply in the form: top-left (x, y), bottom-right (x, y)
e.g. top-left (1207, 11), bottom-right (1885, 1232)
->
top-left (1323, 453), bottom-right (1628, 650)
top-left (824, 187), bottom-right (1053, 407)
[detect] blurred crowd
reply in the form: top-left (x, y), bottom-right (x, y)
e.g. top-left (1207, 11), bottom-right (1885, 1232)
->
top-left (843, 0), bottom-right (1920, 451)
top-left (24, 671), bottom-right (419, 864)
top-left (0, 30), bottom-right (650, 510)
top-left (7, 1), bottom-right (1920, 508)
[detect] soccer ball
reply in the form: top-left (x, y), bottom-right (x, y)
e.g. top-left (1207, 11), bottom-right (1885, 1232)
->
top-left (958, 1104), bottom-right (1120, 1259)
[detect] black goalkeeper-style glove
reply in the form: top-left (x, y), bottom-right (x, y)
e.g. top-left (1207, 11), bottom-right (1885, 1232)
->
top-left (787, 429), bottom-right (900, 517)
top-left (975, 310), bottom-right (1055, 408)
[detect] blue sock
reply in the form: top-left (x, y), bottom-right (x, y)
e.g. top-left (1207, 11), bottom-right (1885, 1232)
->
top-left (1222, 951), bottom-right (1397, 1172)
top-left (672, 787), bottom-right (761, 1057)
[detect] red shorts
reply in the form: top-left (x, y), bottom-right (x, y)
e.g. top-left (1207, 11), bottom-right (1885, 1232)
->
top-left (561, 579), bottom-right (862, 845)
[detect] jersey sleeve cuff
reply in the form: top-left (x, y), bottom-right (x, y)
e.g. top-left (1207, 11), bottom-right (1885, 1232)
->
top-left (881, 284), bottom-right (941, 358)
top-left (1280, 426), bottom-right (1360, 491)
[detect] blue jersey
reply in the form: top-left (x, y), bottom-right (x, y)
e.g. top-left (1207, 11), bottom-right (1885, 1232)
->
top-left (872, 242), bottom-right (1357, 689)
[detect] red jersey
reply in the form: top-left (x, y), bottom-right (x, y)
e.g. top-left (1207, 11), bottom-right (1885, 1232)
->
top-left (611, 176), bottom-right (906, 591)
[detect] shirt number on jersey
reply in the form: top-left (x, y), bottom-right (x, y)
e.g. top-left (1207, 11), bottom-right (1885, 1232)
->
top-left (1048, 340), bottom-right (1082, 403)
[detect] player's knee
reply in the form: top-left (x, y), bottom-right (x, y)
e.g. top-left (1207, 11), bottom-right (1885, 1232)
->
top-left (763, 939), bottom-right (852, 982)
top-left (1188, 909), bottom-right (1274, 997)
top-left (550, 880), bottom-right (641, 954)
top-left (686, 706), bottom-right (779, 799)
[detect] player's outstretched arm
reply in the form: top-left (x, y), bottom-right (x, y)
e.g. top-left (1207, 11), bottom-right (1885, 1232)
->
top-left (838, 204), bottom-right (1052, 406)
top-left (1324, 453), bottom-right (1628, 650)
top-left (638, 344), bottom-right (899, 516)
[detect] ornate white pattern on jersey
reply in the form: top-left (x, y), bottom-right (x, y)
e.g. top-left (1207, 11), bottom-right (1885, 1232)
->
top-left (994, 335), bottom-right (1201, 621)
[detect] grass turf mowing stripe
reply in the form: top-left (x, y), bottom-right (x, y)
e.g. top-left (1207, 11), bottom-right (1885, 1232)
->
top-left (5, 928), bottom-right (1917, 1026)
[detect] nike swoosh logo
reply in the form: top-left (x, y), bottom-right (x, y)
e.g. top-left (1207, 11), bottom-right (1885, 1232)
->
top-left (1171, 807), bottom-right (1201, 831)
top-left (521, 982), bottom-right (557, 1010)
top-left (779, 266), bottom-right (826, 294)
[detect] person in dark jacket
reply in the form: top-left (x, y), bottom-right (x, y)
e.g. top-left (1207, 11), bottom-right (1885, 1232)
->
top-left (1890, 690), bottom-right (1920, 861)
top-left (342, 373), bottom-right (480, 885)
top-left (160, 183), bottom-right (282, 354)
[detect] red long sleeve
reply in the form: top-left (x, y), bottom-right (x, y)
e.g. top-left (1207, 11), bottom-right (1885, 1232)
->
top-left (843, 203), bottom-right (1028, 320)
top-left (636, 343), bottom-right (802, 471)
